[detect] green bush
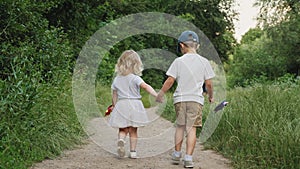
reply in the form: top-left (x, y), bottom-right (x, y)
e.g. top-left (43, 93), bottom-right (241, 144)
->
top-left (228, 34), bottom-right (287, 88)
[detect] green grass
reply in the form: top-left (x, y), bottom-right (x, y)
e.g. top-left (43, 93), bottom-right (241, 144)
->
top-left (204, 83), bottom-right (300, 169)
top-left (0, 79), bottom-right (85, 169)
top-left (95, 83), bottom-right (113, 117)
top-left (159, 92), bottom-right (176, 122)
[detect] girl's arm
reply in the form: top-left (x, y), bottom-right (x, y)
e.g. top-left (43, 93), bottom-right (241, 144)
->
top-left (112, 90), bottom-right (118, 107)
top-left (140, 82), bottom-right (157, 97)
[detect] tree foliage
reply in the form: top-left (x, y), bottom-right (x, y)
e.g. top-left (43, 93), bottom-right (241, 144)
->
top-left (228, 30), bottom-right (288, 87)
top-left (228, 0), bottom-right (299, 87)
top-left (94, 0), bottom-right (237, 85)
top-left (255, 0), bottom-right (300, 75)
top-left (36, 0), bottom-right (238, 85)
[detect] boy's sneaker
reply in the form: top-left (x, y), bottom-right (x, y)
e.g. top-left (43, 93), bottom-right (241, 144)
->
top-left (117, 139), bottom-right (125, 157)
top-left (184, 160), bottom-right (194, 168)
top-left (129, 151), bottom-right (137, 159)
top-left (171, 152), bottom-right (181, 164)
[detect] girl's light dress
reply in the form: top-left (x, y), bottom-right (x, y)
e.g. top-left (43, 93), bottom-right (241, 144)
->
top-left (109, 74), bottom-right (149, 128)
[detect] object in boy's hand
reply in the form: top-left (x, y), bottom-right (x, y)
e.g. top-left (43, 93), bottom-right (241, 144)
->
top-left (214, 101), bottom-right (228, 112)
top-left (105, 105), bottom-right (113, 116)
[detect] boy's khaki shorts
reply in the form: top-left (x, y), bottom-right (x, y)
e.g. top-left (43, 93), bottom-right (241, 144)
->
top-left (174, 102), bottom-right (203, 128)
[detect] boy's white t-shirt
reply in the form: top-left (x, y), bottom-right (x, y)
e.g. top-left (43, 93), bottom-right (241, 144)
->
top-left (166, 53), bottom-right (215, 105)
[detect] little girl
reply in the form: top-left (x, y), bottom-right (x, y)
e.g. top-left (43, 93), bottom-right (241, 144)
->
top-left (109, 50), bottom-right (157, 158)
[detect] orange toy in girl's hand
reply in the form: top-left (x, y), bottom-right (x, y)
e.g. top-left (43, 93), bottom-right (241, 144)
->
top-left (105, 105), bottom-right (113, 116)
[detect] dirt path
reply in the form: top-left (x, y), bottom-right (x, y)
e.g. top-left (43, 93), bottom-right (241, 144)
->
top-left (31, 107), bottom-right (232, 169)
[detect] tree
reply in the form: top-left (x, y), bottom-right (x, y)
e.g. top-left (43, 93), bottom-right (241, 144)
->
top-left (162, 0), bottom-right (237, 61)
top-left (240, 28), bottom-right (263, 44)
top-left (0, 0), bottom-right (73, 82)
top-left (228, 0), bottom-right (300, 88)
top-left (228, 32), bottom-right (287, 88)
top-left (255, 0), bottom-right (300, 75)
top-left (77, 0), bottom-right (237, 85)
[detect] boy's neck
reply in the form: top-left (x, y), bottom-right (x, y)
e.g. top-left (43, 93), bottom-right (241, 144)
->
top-left (184, 51), bottom-right (197, 54)
top-left (182, 48), bottom-right (197, 54)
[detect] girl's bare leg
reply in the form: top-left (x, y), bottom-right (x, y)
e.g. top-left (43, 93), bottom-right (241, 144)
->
top-left (119, 127), bottom-right (129, 140)
top-left (117, 128), bottom-right (129, 157)
top-left (129, 127), bottom-right (138, 151)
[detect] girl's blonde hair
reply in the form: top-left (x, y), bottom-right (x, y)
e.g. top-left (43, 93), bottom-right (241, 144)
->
top-left (115, 50), bottom-right (143, 76)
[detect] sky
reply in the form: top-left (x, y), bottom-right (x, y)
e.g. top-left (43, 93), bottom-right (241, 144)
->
top-left (233, 0), bottom-right (260, 42)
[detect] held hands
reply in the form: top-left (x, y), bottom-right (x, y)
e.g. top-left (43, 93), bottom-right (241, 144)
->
top-left (155, 91), bottom-right (164, 103)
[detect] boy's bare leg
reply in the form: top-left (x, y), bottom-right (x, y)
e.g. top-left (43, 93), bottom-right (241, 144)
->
top-left (175, 125), bottom-right (185, 151)
top-left (186, 126), bottom-right (197, 155)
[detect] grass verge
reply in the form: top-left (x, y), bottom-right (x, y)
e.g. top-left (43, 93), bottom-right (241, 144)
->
top-left (204, 83), bottom-right (300, 169)
top-left (0, 79), bottom-right (85, 169)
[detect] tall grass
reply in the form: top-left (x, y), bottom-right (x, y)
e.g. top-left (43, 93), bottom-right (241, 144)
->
top-left (205, 82), bottom-right (300, 169)
top-left (95, 83), bottom-right (113, 117)
top-left (159, 93), bottom-right (176, 122)
top-left (0, 79), bottom-right (84, 169)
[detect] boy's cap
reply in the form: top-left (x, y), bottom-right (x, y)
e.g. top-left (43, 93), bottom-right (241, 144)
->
top-left (177, 30), bottom-right (199, 52)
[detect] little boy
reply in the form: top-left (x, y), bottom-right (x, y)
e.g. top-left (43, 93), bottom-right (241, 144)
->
top-left (156, 30), bottom-right (215, 168)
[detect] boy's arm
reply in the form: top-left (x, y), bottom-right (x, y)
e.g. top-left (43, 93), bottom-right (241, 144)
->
top-left (112, 90), bottom-right (118, 107)
top-left (140, 82), bottom-right (157, 97)
top-left (205, 79), bottom-right (214, 103)
top-left (156, 76), bottom-right (175, 102)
